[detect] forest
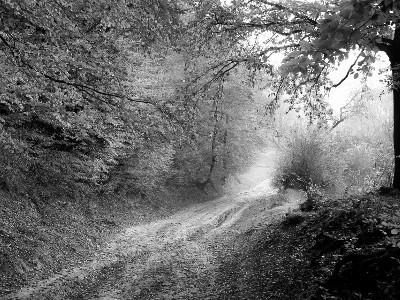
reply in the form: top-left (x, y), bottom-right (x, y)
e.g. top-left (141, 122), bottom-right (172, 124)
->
top-left (1, 0), bottom-right (400, 299)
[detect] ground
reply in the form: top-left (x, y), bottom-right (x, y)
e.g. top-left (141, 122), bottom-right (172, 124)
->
top-left (3, 150), bottom-right (308, 299)
top-left (3, 150), bottom-right (400, 299)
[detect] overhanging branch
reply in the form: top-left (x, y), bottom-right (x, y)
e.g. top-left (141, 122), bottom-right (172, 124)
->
top-left (331, 50), bottom-right (363, 88)
top-left (0, 33), bottom-right (156, 106)
top-left (255, 0), bottom-right (318, 26)
top-left (0, 32), bottom-right (189, 128)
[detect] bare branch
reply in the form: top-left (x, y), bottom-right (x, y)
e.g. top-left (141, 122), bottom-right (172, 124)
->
top-left (329, 91), bottom-right (366, 132)
top-left (187, 43), bottom-right (300, 97)
top-left (331, 50), bottom-right (363, 88)
top-left (254, 0), bottom-right (318, 26)
top-left (330, 116), bottom-right (346, 132)
top-left (213, 19), bottom-right (308, 36)
top-left (274, 76), bottom-right (286, 103)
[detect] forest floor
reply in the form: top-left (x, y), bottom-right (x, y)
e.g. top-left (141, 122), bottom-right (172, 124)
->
top-left (3, 150), bottom-right (400, 299)
top-left (3, 149), bottom-right (308, 299)
top-left (5, 187), bottom-right (303, 300)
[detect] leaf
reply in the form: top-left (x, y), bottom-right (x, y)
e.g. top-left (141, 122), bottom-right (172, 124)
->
top-left (340, 6), bottom-right (353, 19)
top-left (376, 13), bottom-right (387, 24)
top-left (351, 30), bottom-right (362, 41)
top-left (391, 229), bottom-right (399, 235)
top-left (353, 73), bottom-right (359, 79)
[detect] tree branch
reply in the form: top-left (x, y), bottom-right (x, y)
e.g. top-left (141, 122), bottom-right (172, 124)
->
top-left (332, 50), bottom-right (363, 88)
top-left (213, 19), bottom-right (308, 36)
top-left (0, 32), bottom-right (190, 129)
top-left (255, 0), bottom-right (318, 26)
top-left (0, 33), bottom-right (156, 106)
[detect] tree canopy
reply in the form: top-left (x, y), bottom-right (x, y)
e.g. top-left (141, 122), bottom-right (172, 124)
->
top-left (194, 0), bottom-right (400, 186)
top-left (1, 0), bottom-right (399, 199)
top-left (0, 0), bottom-right (270, 199)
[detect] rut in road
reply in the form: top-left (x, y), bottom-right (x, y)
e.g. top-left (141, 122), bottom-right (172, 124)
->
top-left (6, 149), bottom-right (306, 300)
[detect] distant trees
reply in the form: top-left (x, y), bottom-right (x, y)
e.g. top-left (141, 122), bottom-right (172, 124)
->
top-left (196, 0), bottom-right (399, 188)
top-left (277, 0), bottom-right (400, 187)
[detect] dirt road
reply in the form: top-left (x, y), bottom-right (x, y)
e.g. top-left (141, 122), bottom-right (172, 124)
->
top-left (5, 150), bottom-right (305, 300)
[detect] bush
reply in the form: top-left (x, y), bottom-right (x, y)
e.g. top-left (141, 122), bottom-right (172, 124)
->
top-left (272, 128), bottom-right (344, 192)
top-left (273, 122), bottom-right (393, 196)
top-left (103, 143), bottom-right (175, 197)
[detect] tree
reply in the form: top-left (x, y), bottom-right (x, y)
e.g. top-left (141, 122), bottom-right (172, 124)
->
top-left (199, 0), bottom-right (400, 188)
top-left (0, 0), bottom-right (268, 200)
top-left (0, 0), bottom-right (187, 197)
top-left (284, 0), bottom-right (400, 188)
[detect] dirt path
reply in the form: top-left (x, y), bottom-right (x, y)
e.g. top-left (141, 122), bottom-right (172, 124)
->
top-left (5, 150), bottom-right (305, 300)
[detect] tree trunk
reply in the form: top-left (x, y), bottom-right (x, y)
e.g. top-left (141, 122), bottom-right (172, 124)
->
top-left (393, 68), bottom-right (400, 188)
top-left (222, 114), bottom-right (229, 183)
top-left (390, 26), bottom-right (400, 188)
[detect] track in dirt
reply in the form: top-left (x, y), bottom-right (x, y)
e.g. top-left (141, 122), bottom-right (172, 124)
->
top-left (5, 149), bottom-right (306, 300)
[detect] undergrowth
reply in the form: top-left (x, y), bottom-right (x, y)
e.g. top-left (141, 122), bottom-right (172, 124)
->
top-left (213, 191), bottom-right (400, 299)
top-left (273, 126), bottom-right (393, 196)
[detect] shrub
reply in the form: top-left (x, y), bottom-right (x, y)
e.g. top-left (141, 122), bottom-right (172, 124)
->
top-left (103, 143), bottom-right (175, 197)
top-left (283, 213), bottom-right (305, 227)
top-left (272, 128), bottom-right (344, 192)
top-left (273, 121), bottom-right (393, 196)
top-left (340, 138), bottom-right (393, 194)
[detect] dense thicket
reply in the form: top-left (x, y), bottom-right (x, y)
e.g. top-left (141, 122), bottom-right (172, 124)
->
top-left (0, 0), bottom-right (268, 203)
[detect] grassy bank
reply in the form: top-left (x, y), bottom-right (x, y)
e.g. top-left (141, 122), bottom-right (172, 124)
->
top-left (0, 186), bottom-right (209, 296)
top-left (212, 191), bottom-right (400, 299)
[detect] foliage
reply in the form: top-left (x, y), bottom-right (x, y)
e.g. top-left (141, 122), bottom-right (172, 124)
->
top-left (168, 64), bottom-right (270, 191)
top-left (216, 0), bottom-right (399, 107)
top-left (194, 0), bottom-right (399, 187)
top-left (333, 95), bottom-right (394, 193)
top-left (273, 93), bottom-right (393, 195)
top-left (0, 0), bottom-right (181, 196)
top-left (307, 194), bottom-right (400, 300)
top-left (0, 0), bottom-right (270, 203)
top-left (104, 143), bottom-right (175, 197)
top-left (0, 0), bottom-right (394, 200)
top-left (273, 128), bottom-right (344, 192)
top-left (213, 192), bottom-right (400, 299)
